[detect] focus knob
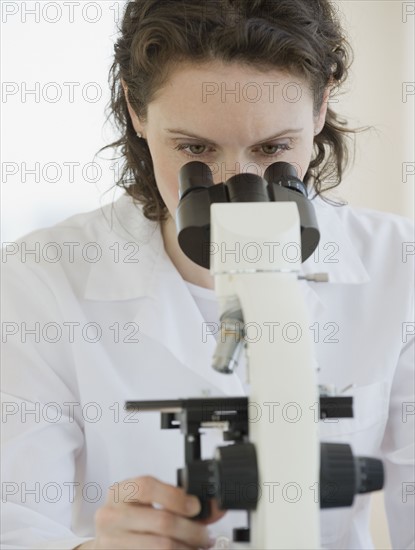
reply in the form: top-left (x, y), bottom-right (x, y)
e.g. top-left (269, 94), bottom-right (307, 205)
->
top-left (212, 443), bottom-right (259, 510)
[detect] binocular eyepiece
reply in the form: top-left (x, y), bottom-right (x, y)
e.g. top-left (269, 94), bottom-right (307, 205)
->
top-left (178, 161), bottom-right (307, 201)
top-left (176, 161), bottom-right (320, 268)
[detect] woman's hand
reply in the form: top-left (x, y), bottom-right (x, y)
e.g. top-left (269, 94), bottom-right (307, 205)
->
top-left (74, 475), bottom-right (226, 549)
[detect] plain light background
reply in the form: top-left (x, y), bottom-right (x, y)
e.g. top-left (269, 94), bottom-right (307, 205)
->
top-left (1, 1), bottom-right (414, 548)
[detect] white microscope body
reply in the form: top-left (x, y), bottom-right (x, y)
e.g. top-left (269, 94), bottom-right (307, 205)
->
top-left (210, 201), bottom-right (320, 549)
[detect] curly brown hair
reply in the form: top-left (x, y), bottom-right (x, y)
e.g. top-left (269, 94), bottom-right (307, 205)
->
top-left (98, 0), bottom-right (366, 223)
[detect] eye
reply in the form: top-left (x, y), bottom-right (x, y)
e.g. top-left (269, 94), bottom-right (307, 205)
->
top-left (175, 143), bottom-right (210, 156)
top-left (174, 142), bottom-right (293, 158)
top-left (260, 144), bottom-right (292, 155)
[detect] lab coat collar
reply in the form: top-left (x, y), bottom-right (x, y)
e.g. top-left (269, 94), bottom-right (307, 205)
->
top-left (83, 194), bottom-right (246, 395)
top-left (83, 192), bottom-right (371, 304)
top-left (83, 193), bottom-right (370, 302)
top-left (130, 248), bottom-right (247, 395)
top-left (297, 196), bottom-right (371, 317)
top-left (83, 195), bottom-right (163, 302)
top-left (301, 196), bottom-right (371, 285)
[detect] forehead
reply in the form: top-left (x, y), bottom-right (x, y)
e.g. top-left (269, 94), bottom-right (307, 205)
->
top-left (149, 61), bottom-right (314, 119)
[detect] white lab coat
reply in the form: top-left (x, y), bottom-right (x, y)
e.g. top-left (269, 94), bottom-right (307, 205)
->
top-left (1, 192), bottom-right (414, 550)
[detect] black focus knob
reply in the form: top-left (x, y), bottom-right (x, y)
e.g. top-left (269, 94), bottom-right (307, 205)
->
top-left (320, 443), bottom-right (356, 508)
top-left (355, 457), bottom-right (385, 494)
top-left (180, 459), bottom-right (216, 499)
top-left (320, 443), bottom-right (385, 508)
top-left (178, 459), bottom-right (216, 520)
top-left (212, 442), bottom-right (259, 510)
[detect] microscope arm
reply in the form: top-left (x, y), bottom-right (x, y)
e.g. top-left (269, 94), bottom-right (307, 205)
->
top-left (210, 201), bottom-right (320, 549)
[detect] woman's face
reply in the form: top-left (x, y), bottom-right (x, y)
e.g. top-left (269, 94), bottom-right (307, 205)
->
top-left (125, 61), bottom-right (329, 219)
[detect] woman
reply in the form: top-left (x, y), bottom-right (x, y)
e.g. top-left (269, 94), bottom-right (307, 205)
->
top-left (2, 1), bottom-right (413, 549)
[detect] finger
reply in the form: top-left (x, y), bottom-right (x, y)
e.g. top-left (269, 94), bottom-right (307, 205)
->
top-left (106, 504), bottom-right (212, 549)
top-left (106, 476), bottom-right (201, 517)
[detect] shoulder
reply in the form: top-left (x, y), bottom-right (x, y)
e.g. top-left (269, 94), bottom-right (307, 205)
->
top-left (2, 194), bottom-right (159, 268)
top-left (334, 202), bottom-right (414, 243)
top-left (23, 193), bottom-right (154, 243)
top-left (338, 203), bottom-right (414, 273)
top-left (1, 195), bottom-right (163, 303)
top-left (315, 198), bottom-right (414, 269)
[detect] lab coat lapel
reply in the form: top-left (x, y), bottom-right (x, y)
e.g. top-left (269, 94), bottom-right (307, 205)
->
top-left (83, 195), bottom-right (245, 395)
top-left (304, 197), bottom-right (371, 284)
top-left (298, 197), bottom-right (371, 313)
top-left (132, 248), bottom-right (247, 396)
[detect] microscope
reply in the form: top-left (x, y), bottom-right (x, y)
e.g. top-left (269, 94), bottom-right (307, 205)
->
top-left (126, 161), bottom-right (384, 549)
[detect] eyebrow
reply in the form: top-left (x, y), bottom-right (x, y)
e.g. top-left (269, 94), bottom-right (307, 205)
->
top-left (165, 127), bottom-right (304, 145)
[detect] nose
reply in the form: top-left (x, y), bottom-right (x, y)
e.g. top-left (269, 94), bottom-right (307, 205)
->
top-left (208, 158), bottom-right (264, 185)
